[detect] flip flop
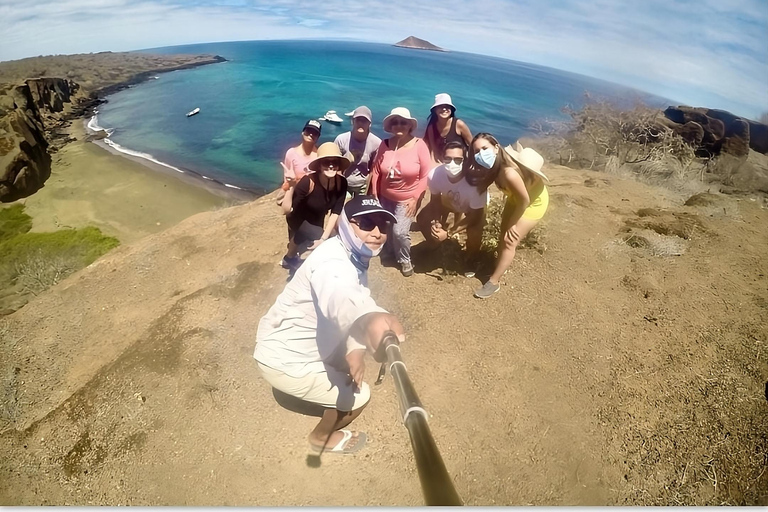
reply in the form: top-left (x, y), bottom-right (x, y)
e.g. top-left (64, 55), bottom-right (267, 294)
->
top-left (309, 429), bottom-right (367, 455)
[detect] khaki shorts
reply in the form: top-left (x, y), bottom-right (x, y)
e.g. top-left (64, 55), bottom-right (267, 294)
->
top-left (257, 362), bottom-right (371, 412)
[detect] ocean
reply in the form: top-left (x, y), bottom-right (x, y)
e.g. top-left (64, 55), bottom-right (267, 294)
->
top-left (93, 40), bottom-right (667, 194)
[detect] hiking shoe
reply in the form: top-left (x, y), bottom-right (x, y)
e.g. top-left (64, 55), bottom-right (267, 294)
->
top-left (474, 281), bottom-right (500, 299)
top-left (280, 255), bottom-right (300, 269)
top-left (400, 260), bottom-right (414, 277)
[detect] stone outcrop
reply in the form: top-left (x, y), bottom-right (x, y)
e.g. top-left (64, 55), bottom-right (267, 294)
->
top-left (663, 106), bottom-right (768, 158)
top-left (0, 78), bottom-right (79, 202)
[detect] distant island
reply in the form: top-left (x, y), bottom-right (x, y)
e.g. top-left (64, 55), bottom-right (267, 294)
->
top-left (393, 36), bottom-right (447, 52)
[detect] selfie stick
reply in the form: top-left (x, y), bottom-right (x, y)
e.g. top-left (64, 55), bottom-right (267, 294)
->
top-left (379, 331), bottom-right (463, 506)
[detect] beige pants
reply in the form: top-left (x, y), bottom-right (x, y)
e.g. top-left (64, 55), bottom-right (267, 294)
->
top-left (257, 362), bottom-right (371, 412)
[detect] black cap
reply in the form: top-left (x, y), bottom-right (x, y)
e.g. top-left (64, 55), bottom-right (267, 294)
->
top-left (303, 119), bottom-right (322, 135)
top-left (344, 195), bottom-right (397, 222)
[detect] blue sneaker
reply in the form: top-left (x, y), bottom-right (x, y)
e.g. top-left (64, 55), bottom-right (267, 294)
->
top-left (474, 281), bottom-right (500, 299)
top-left (280, 255), bottom-right (300, 269)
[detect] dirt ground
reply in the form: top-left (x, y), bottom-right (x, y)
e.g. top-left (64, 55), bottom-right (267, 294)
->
top-left (1, 163), bottom-right (766, 505)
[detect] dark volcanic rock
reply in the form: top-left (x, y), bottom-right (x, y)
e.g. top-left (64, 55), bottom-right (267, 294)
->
top-left (721, 118), bottom-right (750, 158)
top-left (674, 121), bottom-right (705, 146)
top-left (664, 105), bottom-right (768, 157)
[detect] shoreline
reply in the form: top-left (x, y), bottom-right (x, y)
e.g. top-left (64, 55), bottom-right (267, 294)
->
top-left (15, 119), bottom-right (239, 244)
top-left (86, 116), bottom-right (260, 204)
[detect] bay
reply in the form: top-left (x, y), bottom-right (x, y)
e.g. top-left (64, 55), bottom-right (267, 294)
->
top-left (95, 40), bottom-right (667, 193)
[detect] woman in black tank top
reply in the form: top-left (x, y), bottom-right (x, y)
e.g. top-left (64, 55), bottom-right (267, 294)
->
top-left (423, 93), bottom-right (473, 164)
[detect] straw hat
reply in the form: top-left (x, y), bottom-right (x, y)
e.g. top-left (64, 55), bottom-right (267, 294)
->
top-left (431, 93), bottom-right (455, 111)
top-left (382, 107), bottom-right (418, 134)
top-left (308, 142), bottom-right (351, 172)
top-left (504, 141), bottom-right (549, 182)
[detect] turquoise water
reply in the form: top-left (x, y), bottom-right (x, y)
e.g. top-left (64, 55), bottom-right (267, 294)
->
top-left (96, 40), bottom-right (666, 193)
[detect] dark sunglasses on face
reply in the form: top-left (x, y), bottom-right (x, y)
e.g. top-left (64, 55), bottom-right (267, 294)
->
top-left (443, 156), bottom-right (464, 164)
top-left (351, 216), bottom-right (391, 232)
top-left (321, 159), bottom-right (344, 169)
top-left (304, 130), bottom-right (319, 138)
top-left (390, 119), bottom-right (410, 126)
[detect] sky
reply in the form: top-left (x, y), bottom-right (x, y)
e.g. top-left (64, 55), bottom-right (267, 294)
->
top-left (1, 0), bottom-right (766, 119)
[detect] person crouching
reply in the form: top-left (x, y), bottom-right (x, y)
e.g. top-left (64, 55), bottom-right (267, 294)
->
top-left (416, 141), bottom-right (489, 277)
top-left (255, 195), bottom-right (405, 454)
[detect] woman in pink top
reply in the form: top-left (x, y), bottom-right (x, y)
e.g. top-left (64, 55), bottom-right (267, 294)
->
top-left (281, 119), bottom-right (322, 191)
top-left (369, 107), bottom-right (432, 277)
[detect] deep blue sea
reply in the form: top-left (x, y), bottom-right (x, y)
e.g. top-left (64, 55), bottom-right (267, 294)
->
top-left (94, 40), bottom-right (667, 193)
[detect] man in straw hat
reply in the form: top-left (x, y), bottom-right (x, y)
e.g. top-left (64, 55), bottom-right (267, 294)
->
top-left (469, 134), bottom-right (549, 299)
top-left (256, 195), bottom-right (405, 455)
top-left (334, 106), bottom-right (382, 197)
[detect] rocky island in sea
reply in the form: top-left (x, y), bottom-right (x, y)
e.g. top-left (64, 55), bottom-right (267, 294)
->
top-left (393, 36), bottom-right (446, 52)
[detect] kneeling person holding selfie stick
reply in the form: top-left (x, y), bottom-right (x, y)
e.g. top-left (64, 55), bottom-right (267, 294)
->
top-left (255, 196), bottom-right (405, 454)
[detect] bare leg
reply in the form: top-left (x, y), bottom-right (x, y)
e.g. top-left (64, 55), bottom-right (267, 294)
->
top-left (488, 216), bottom-right (539, 285)
top-left (464, 210), bottom-right (485, 263)
top-left (308, 406), bottom-right (367, 450)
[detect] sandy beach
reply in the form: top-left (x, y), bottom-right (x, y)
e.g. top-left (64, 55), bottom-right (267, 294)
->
top-left (16, 120), bottom-right (255, 244)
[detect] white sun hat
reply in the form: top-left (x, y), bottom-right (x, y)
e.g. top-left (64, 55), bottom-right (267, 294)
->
top-left (382, 107), bottom-right (418, 134)
top-left (505, 141), bottom-right (549, 182)
top-left (431, 93), bottom-right (456, 111)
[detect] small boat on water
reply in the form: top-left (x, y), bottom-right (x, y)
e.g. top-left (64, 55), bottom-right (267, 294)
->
top-left (186, 107), bottom-right (200, 117)
top-left (344, 111), bottom-right (354, 117)
top-left (322, 110), bottom-right (344, 124)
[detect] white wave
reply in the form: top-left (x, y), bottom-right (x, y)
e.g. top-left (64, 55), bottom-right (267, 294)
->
top-left (102, 138), bottom-right (185, 174)
top-left (224, 183), bottom-right (243, 190)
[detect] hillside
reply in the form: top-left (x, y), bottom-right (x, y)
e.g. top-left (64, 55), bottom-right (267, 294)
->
top-left (1, 163), bottom-right (766, 505)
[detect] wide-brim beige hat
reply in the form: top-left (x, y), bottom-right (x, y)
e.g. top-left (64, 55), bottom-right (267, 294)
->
top-left (505, 141), bottom-right (549, 182)
top-left (382, 107), bottom-right (418, 134)
top-left (308, 142), bottom-right (351, 172)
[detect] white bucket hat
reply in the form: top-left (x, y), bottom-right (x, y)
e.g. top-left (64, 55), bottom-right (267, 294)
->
top-left (505, 141), bottom-right (549, 182)
top-left (382, 107), bottom-right (418, 134)
top-left (431, 93), bottom-right (455, 111)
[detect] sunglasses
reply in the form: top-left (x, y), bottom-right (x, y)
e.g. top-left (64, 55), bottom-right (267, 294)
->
top-left (321, 159), bottom-right (344, 169)
top-left (390, 119), bottom-right (410, 126)
top-left (303, 130), bottom-right (320, 137)
top-left (442, 156), bottom-right (464, 165)
top-left (351, 215), bottom-right (392, 232)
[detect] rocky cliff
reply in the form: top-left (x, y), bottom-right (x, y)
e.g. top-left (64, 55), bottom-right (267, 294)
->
top-left (0, 78), bottom-right (80, 202)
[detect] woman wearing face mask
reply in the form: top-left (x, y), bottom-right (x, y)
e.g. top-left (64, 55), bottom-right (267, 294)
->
top-left (469, 133), bottom-right (549, 299)
top-left (255, 195), bottom-right (405, 455)
top-left (369, 107), bottom-right (433, 277)
top-left (280, 142), bottom-right (349, 269)
top-left (423, 93), bottom-right (473, 166)
top-left (416, 141), bottom-right (488, 274)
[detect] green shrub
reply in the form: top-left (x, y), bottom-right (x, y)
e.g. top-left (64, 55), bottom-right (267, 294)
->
top-left (0, 204), bottom-right (33, 243)
top-left (0, 206), bottom-right (119, 296)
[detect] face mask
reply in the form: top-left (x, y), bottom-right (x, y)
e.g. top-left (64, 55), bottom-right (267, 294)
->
top-left (444, 161), bottom-right (463, 177)
top-left (474, 147), bottom-right (497, 169)
top-left (337, 210), bottom-right (381, 272)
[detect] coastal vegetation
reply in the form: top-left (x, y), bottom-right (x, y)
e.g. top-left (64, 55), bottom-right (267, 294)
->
top-left (0, 204), bottom-right (119, 313)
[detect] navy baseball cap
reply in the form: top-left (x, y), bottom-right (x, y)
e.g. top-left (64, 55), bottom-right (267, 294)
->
top-left (344, 195), bottom-right (396, 223)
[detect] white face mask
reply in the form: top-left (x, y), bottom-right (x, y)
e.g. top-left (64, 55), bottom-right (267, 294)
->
top-left (444, 161), bottom-right (462, 177)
